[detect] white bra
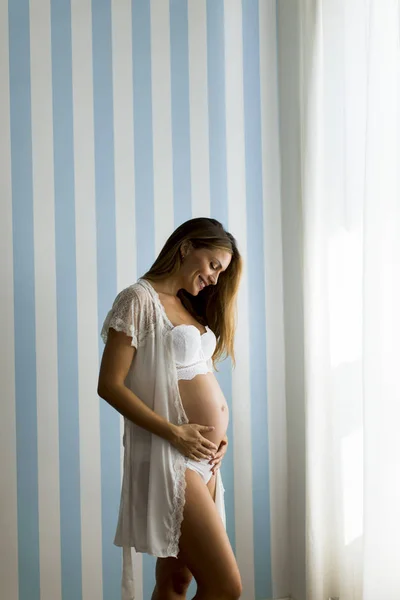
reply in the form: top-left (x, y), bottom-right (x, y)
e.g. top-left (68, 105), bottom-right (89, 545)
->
top-left (168, 324), bottom-right (216, 381)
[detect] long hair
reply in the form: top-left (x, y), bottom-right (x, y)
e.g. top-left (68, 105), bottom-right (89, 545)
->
top-left (142, 217), bottom-right (243, 367)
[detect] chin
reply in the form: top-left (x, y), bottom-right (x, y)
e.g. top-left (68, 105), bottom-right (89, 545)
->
top-left (191, 281), bottom-right (201, 296)
top-left (181, 284), bottom-right (197, 297)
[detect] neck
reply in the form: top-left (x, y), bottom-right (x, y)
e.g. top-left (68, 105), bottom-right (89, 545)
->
top-left (147, 275), bottom-right (183, 297)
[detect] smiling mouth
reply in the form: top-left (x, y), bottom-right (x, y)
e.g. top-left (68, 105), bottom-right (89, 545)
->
top-left (198, 275), bottom-right (206, 290)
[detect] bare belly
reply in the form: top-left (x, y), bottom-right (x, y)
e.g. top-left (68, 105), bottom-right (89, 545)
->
top-left (178, 373), bottom-right (229, 448)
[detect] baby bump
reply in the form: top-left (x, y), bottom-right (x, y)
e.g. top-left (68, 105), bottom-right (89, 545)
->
top-left (178, 373), bottom-right (229, 448)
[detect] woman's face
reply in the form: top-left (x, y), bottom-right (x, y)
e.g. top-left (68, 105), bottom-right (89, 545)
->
top-left (180, 245), bottom-right (232, 295)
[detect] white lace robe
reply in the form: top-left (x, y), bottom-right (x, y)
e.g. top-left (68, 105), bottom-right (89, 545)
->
top-left (101, 278), bottom-right (226, 600)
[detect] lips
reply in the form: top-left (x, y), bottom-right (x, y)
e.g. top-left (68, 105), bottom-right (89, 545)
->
top-left (198, 275), bottom-right (206, 290)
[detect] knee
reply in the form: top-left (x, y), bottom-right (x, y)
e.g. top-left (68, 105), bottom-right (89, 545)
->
top-left (221, 579), bottom-right (243, 600)
top-left (203, 575), bottom-right (242, 600)
top-left (172, 570), bottom-right (193, 595)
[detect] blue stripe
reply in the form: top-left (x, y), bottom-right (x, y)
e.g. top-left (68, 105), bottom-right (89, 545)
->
top-left (51, 1), bottom-right (83, 597)
top-left (9, 2), bottom-right (40, 598)
top-left (242, 1), bottom-right (272, 597)
top-left (132, 0), bottom-right (155, 279)
top-left (170, 0), bottom-right (192, 227)
top-left (132, 1), bottom-right (157, 597)
top-left (206, 0), bottom-right (236, 557)
top-left (91, 1), bottom-right (121, 598)
top-left (207, 0), bottom-right (229, 229)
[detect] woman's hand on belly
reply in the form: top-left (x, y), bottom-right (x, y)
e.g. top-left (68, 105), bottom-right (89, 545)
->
top-left (178, 373), bottom-right (229, 448)
top-left (208, 434), bottom-right (228, 476)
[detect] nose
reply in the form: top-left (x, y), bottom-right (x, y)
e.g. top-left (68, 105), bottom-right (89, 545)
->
top-left (209, 274), bottom-right (217, 285)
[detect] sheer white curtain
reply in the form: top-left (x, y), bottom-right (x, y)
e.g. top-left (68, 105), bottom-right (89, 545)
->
top-left (299, 1), bottom-right (400, 599)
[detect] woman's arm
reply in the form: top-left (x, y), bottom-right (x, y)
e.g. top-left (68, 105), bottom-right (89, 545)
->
top-left (98, 328), bottom-right (177, 442)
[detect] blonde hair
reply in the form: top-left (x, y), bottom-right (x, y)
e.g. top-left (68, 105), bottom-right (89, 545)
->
top-left (142, 218), bottom-right (243, 367)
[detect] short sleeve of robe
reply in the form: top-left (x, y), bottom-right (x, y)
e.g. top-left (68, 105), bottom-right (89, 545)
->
top-left (101, 286), bottom-right (142, 348)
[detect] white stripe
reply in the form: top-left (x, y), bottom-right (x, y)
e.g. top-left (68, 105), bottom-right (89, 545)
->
top-left (111, 0), bottom-right (135, 503)
top-left (30, 2), bottom-right (62, 599)
top-left (112, 0), bottom-right (137, 291)
top-left (188, 0), bottom-right (210, 219)
top-left (112, 1), bottom-right (143, 596)
top-left (151, 0), bottom-right (174, 256)
top-left (71, 1), bottom-right (103, 598)
top-left (224, 1), bottom-right (255, 597)
top-left (0, 3), bottom-right (19, 598)
top-left (259, 2), bottom-right (289, 597)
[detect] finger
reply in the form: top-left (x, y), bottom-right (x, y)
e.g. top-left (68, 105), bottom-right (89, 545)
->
top-left (210, 453), bottom-right (222, 463)
top-left (195, 450), bottom-right (212, 461)
top-left (201, 426), bottom-right (215, 432)
top-left (205, 448), bottom-right (217, 459)
top-left (202, 440), bottom-right (218, 451)
top-left (208, 454), bottom-right (221, 464)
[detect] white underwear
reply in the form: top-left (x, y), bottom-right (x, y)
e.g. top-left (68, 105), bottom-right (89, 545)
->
top-left (185, 455), bottom-right (215, 484)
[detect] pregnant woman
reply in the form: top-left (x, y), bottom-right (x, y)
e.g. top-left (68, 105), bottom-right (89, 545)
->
top-left (98, 218), bottom-right (243, 600)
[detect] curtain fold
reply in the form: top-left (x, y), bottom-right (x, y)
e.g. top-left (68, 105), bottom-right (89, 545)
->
top-left (299, 1), bottom-right (400, 599)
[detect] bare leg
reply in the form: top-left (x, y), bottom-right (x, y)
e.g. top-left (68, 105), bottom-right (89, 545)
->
top-left (151, 555), bottom-right (193, 600)
top-left (177, 469), bottom-right (242, 599)
top-left (152, 469), bottom-right (240, 600)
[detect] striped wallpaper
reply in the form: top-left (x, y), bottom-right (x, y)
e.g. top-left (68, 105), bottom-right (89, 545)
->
top-left (0, 1), bottom-right (288, 599)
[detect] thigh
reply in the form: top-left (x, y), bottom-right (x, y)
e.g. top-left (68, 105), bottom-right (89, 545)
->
top-left (177, 468), bottom-right (241, 591)
top-left (206, 472), bottom-right (217, 501)
top-left (155, 471), bottom-right (217, 589)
